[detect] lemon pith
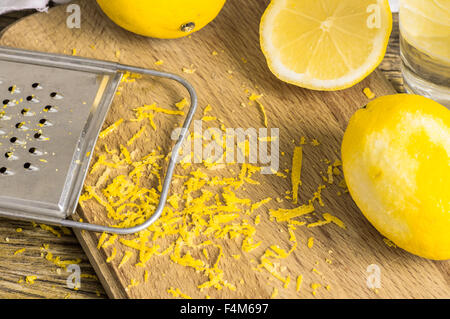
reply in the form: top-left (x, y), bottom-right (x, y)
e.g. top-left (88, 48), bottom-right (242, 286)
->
top-left (342, 94), bottom-right (450, 260)
top-left (96, 0), bottom-right (226, 39)
top-left (260, 0), bottom-right (392, 90)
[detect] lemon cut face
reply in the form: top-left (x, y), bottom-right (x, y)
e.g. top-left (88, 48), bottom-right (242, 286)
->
top-left (260, 0), bottom-right (392, 90)
top-left (342, 94), bottom-right (450, 260)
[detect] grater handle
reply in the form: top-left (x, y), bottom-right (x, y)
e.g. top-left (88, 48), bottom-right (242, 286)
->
top-left (54, 65), bottom-right (198, 234)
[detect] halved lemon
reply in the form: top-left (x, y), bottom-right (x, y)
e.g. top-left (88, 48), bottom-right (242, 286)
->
top-left (260, 0), bottom-right (392, 91)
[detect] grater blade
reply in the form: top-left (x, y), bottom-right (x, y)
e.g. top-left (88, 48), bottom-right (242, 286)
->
top-left (0, 46), bottom-right (198, 234)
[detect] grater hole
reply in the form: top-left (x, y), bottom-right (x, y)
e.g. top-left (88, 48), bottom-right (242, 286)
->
top-left (29, 147), bottom-right (36, 154)
top-left (8, 86), bottom-right (20, 93)
top-left (15, 122), bottom-right (27, 130)
top-left (3, 99), bottom-right (9, 105)
top-left (10, 137), bottom-right (17, 143)
top-left (5, 152), bottom-right (12, 159)
top-left (21, 108), bottom-right (34, 116)
top-left (33, 132), bottom-right (48, 141)
top-left (23, 162), bottom-right (37, 171)
top-left (50, 92), bottom-right (63, 99)
top-left (31, 83), bottom-right (42, 89)
top-left (43, 105), bottom-right (56, 113)
top-left (0, 167), bottom-right (7, 174)
top-left (26, 95), bottom-right (39, 103)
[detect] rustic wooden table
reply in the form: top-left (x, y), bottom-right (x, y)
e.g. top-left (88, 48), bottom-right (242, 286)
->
top-left (0, 11), bottom-right (404, 299)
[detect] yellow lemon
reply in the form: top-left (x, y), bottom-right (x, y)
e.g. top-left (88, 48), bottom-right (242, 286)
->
top-left (96, 0), bottom-right (226, 39)
top-left (342, 94), bottom-right (450, 260)
top-left (260, 0), bottom-right (392, 90)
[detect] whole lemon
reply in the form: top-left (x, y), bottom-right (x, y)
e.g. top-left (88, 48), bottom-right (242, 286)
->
top-left (342, 94), bottom-right (449, 260)
top-left (96, 0), bottom-right (226, 39)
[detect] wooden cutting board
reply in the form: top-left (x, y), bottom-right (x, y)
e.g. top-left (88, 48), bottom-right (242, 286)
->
top-left (1, 0), bottom-right (448, 299)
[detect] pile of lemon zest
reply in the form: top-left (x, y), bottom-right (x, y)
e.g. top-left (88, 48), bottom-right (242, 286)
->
top-left (202, 248), bottom-right (209, 260)
top-left (99, 119), bottom-right (124, 139)
top-left (363, 87), bottom-right (376, 99)
top-left (311, 185), bottom-right (326, 207)
top-left (232, 254), bottom-right (241, 260)
top-left (39, 224), bottom-right (61, 238)
top-left (311, 283), bottom-right (321, 296)
top-left (254, 215), bottom-right (261, 225)
top-left (296, 275), bottom-right (303, 292)
top-left (312, 268), bottom-right (322, 275)
top-left (242, 236), bottom-right (262, 252)
top-left (311, 139), bottom-right (320, 146)
top-left (201, 116), bottom-right (217, 122)
top-left (137, 103), bottom-right (185, 116)
top-left (307, 237), bottom-right (314, 248)
top-left (269, 203), bottom-right (314, 222)
top-left (60, 227), bottom-right (71, 235)
top-left (248, 93), bottom-right (263, 102)
top-left (203, 104), bottom-right (212, 115)
top-left (25, 276), bottom-right (37, 284)
top-left (182, 67), bottom-right (196, 74)
top-left (155, 60), bottom-right (164, 65)
top-left (383, 238), bottom-right (397, 248)
top-left (14, 248), bottom-right (26, 255)
top-left (283, 275), bottom-right (291, 289)
top-left (45, 252), bottom-right (81, 269)
top-left (144, 270), bottom-right (150, 282)
top-left (327, 165), bottom-right (334, 184)
top-left (127, 126), bottom-right (146, 146)
top-left (106, 247), bottom-right (117, 263)
top-left (167, 287), bottom-right (192, 299)
top-left (175, 98), bottom-right (188, 110)
top-left (255, 100), bottom-right (268, 127)
top-left (291, 147), bottom-right (303, 204)
top-left (271, 287), bottom-right (278, 298)
top-left (118, 251), bottom-right (133, 268)
top-left (300, 136), bottom-right (306, 145)
top-left (258, 258), bottom-right (288, 284)
top-left (167, 193), bottom-right (181, 209)
top-left (97, 232), bottom-right (108, 249)
top-left (323, 213), bottom-right (346, 229)
top-left (250, 197), bottom-right (272, 213)
top-left (102, 234), bottom-right (118, 249)
top-left (127, 278), bottom-right (139, 289)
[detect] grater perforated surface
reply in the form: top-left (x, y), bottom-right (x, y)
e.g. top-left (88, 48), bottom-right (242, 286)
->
top-left (0, 46), bottom-right (197, 233)
top-left (0, 51), bottom-right (121, 219)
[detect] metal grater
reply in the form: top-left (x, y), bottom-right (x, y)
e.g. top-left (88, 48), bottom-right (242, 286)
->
top-left (0, 46), bottom-right (197, 234)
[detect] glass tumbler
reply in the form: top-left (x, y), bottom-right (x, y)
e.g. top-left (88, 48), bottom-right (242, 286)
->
top-left (399, 0), bottom-right (450, 107)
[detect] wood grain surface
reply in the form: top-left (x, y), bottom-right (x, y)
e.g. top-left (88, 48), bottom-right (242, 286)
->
top-left (0, 1), bottom-right (447, 299)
